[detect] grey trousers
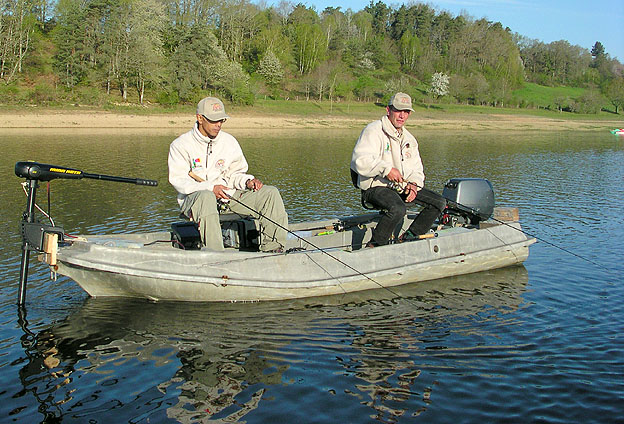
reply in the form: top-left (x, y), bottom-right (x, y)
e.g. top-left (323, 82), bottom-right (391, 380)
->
top-left (180, 186), bottom-right (288, 252)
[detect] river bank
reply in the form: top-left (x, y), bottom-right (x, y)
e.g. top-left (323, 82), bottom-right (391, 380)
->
top-left (0, 108), bottom-right (621, 133)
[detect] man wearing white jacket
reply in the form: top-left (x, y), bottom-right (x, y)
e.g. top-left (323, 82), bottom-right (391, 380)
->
top-left (168, 97), bottom-right (287, 252)
top-left (350, 92), bottom-right (446, 247)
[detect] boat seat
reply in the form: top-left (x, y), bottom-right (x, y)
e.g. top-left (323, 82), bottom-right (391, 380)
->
top-left (178, 210), bottom-right (254, 222)
top-left (350, 168), bottom-right (377, 210)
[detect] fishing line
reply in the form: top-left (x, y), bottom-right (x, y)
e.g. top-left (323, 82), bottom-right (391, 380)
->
top-left (399, 180), bottom-right (611, 274)
top-left (446, 198), bottom-right (610, 273)
top-left (225, 193), bottom-right (405, 297)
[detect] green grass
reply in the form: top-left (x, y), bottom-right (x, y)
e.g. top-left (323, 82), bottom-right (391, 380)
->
top-left (233, 98), bottom-right (621, 124)
top-left (1, 82), bottom-right (620, 121)
top-left (511, 82), bottom-right (586, 107)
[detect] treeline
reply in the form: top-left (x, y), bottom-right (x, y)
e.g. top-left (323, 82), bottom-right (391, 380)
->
top-left (1, 0), bottom-right (623, 113)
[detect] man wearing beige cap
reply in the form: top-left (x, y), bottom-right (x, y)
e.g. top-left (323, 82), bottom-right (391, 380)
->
top-left (350, 92), bottom-right (446, 247)
top-left (168, 97), bottom-right (288, 252)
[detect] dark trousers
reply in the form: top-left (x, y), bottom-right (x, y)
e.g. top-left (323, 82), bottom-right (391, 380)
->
top-left (362, 186), bottom-right (447, 246)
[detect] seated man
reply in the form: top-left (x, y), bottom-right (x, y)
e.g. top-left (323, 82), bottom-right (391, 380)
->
top-left (350, 92), bottom-right (446, 247)
top-left (168, 97), bottom-right (288, 252)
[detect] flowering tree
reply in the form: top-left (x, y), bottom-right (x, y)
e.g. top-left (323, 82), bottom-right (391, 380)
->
top-left (428, 72), bottom-right (450, 98)
top-left (257, 50), bottom-right (284, 88)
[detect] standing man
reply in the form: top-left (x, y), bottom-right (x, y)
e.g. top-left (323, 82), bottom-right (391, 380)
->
top-left (168, 97), bottom-right (288, 252)
top-left (350, 92), bottom-right (446, 247)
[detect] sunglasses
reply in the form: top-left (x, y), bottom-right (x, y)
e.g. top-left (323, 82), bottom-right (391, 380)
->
top-left (388, 106), bottom-right (411, 113)
top-left (202, 115), bottom-right (227, 124)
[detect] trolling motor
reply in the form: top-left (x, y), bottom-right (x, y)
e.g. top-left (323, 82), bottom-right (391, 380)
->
top-left (15, 161), bottom-right (158, 306)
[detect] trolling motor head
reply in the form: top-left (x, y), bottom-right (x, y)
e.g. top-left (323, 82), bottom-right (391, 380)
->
top-left (15, 161), bottom-right (84, 181)
top-left (15, 161), bottom-right (158, 186)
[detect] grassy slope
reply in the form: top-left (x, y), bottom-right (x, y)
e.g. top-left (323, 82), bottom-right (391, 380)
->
top-left (511, 82), bottom-right (586, 107)
top-left (1, 82), bottom-right (621, 122)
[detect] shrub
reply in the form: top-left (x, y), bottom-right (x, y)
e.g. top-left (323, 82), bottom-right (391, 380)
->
top-left (572, 90), bottom-right (605, 114)
top-left (156, 89), bottom-right (180, 106)
top-left (28, 82), bottom-right (58, 104)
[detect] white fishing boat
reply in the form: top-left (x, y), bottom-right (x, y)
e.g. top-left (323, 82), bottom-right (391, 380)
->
top-left (16, 161), bottom-right (535, 303)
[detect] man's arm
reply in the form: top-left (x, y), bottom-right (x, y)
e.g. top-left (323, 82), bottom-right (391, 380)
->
top-left (351, 123), bottom-right (393, 179)
top-left (222, 140), bottom-right (255, 190)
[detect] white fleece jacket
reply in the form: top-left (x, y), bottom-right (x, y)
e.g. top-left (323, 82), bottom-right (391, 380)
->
top-left (168, 124), bottom-right (254, 206)
top-left (350, 115), bottom-right (425, 190)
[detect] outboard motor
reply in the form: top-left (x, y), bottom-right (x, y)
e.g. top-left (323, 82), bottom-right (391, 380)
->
top-left (442, 178), bottom-right (495, 225)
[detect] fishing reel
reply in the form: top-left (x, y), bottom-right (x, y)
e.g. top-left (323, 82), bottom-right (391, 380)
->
top-left (388, 181), bottom-right (408, 193)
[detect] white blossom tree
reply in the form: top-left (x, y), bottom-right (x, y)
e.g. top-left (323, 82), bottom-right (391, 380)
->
top-left (428, 71), bottom-right (449, 98)
top-left (257, 49), bottom-right (284, 88)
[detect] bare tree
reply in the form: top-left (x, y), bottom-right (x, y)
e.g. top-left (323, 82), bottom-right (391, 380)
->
top-left (0, 0), bottom-right (34, 84)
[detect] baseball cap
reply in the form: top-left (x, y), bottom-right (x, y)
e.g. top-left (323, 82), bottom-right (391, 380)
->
top-left (197, 97), bottom-right (229, 121)
top-left (388, 92), bottom-right (414, 112)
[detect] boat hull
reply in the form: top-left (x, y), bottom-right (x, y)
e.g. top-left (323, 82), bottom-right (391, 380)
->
top-left (54, 220), bottom-right (535, 302)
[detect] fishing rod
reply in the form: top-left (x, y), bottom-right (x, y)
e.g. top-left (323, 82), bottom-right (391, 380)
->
top-left (15, 161), bottom-right (158, 306)
top-left (225, 193), bottom-right (394, 295)
top-left (191, 170), bottom-right (390, 293)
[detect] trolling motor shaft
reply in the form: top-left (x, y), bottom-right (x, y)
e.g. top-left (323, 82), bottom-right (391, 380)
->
top-left (15, 161), bottom-right (158, 306)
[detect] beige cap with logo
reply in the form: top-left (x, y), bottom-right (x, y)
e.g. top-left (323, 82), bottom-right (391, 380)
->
top-left (197, 97), bottom-right (229, 121)
top-left (388, 92), bottom-right (414, 111)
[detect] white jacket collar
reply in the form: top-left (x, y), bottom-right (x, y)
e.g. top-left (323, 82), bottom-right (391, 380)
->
top-left (192, 123), bottom-right (220, 144)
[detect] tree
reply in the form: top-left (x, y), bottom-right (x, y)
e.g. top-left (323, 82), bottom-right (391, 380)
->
top-left (51, 0), bottom-right (91, 88)
top-left (591, 41), bottom-right (605, 59)
top-left (287, 5), bottom-right (327, 75)
top-left (605, 77), bottom-right (624, 114)
top-left (364, 1), bottom-right (391, 35)
top-left (449, 74), bottom-right (469, 104)
top-left (398, 31), bottom-right (421, 72)
top-left (126, 0), bottom-right (166, 104)
top-left (243, 10), bottom-right (292, 73)
top-left (217, 0), bottom-right (261, 63)
top-left (257, 49), bottom-right (284, 90)
top-left (102, 0), bottom-right (165, 103)
top-left (428, 72), bottom-right (449, 98)
top-left (166, 24), bottom-right (220, 101)
top-left (0, 0), bottom-right (36, 84)
top-left (569, 90), bottom-right (605, 114)
top-left (467, 73), bottom-right (489, 105)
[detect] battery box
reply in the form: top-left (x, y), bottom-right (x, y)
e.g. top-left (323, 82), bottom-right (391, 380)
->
top-left (171, 222), bottom-right (201, 250)
top-left (221, 216), bottom-right (260, 251)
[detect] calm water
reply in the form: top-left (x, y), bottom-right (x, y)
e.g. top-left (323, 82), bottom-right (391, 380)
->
top-left (0, 128), bottom-right (622, 423)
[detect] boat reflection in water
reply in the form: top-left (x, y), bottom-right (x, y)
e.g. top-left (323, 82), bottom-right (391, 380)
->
top-left (17, 265), bottom-right (529, 422)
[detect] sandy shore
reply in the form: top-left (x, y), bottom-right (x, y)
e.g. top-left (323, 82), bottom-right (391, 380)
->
top-left (0, 109), bottom-right (621, 133)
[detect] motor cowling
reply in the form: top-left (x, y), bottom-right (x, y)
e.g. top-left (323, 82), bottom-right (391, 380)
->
top-left (442, 178), bottom-right (495, 225)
